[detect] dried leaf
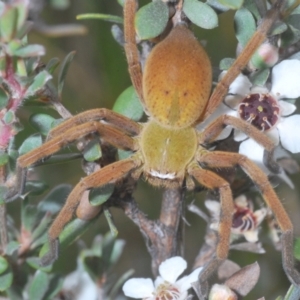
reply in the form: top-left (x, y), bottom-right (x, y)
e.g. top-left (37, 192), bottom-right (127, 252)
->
top-left (218, 259), bottom-right (241, 281)
top-left (230, 242), bottom-right (266, 253)
top-left (225, 262), bottom-right (260, 296)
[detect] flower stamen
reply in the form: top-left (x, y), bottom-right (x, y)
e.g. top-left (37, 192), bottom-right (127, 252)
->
top-left (238, 93), bottom-right (280, 131)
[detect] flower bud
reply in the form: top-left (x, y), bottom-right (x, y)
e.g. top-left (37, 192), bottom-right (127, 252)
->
top-left (209, 284), bottom-right (237, 300)
top-left (250, 43), bottom-right (279, 70)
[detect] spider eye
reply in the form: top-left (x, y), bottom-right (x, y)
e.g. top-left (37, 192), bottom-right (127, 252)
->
top-left (238, 93), bottom-right (280, 131)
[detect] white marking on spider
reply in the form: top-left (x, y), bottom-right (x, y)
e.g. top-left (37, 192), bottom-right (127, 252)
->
top-left (149, 169), bottom-right (176, 179)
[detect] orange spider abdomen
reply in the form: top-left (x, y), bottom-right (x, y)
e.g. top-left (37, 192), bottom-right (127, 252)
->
top-left (143, 24), bottom-right (212, 128)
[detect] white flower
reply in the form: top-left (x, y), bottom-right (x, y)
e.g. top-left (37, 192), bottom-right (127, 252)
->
top-left (202, 60), bottom-right (300, 152)
top-left (198, 59), bottom-right (300, 187)
top-left (205, 195), bottom-right (267, 243)
top-left (122, 256), bottom-right (202, 300)
top-left (61, 266), bottom-right (101, 300)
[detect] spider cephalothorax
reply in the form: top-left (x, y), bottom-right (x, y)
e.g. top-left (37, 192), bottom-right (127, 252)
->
top-left (4, 0), bottom-right (300, 297)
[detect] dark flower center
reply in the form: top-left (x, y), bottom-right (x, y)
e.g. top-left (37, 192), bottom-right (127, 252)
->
top-left (238, 93), bottom-right (280, 131)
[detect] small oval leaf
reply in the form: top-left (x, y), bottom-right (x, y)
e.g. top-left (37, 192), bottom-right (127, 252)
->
top-left (28, 270), bottom-right (49, 300)
top-left (83, 140), bottom-right (102, 162)
top-left (18, 134), bottom-right (43, 155)
top-left (89, 184), bottom-right (114, 206)
top-left (234, 8), bottom-right (256, 47)
top-left (0, 6), bottom-right (18, 42)
top-left (13, 45), bottom-right (45, 58)
top-left (25, 70), bottom-right (52, 98)
top-left (0, 256), bottom-right (8, 274)
top-left (135, 1), bottom-right (169, 40)
top-left (113, 86), bottom-right (143, 121)
top-left (218, 0), bottom-right (243, 9)
top-left (183, 0), bottom-right (218, 29)
top-left (37, 184), bottom-right (72, 214)
top-left (0, 268), bottom-right (13, 291)
top-left (30, 114), bottom-right (56, 136)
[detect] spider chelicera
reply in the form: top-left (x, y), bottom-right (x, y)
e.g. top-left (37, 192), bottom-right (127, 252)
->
top-left (5, 0), bottom-right (300, 293)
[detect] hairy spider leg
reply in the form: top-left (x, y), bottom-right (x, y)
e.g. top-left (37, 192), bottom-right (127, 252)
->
top-left (123, 0), bottom-right (145, 107)
top-left (188, 163), bottom-right (233, 288)
top-left (6, 120), bottom-right (138, 201)
top-left (47, 108), bottom-right (142, 140)
top-left (202, 0), bottom-right (287, 120)
top-left (198, 151), bottom-right (300, 287)
top-left (199, 115), bottom-right (279, 173)
top-left (40, 157), bottom-right (140, 266)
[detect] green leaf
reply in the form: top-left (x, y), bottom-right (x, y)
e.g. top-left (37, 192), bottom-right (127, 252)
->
top-left (25, 70), bottom-right (52, 97)
top-left (0, 152), bottom-right (9, 166)
top-left (283, 284), bottom-right (300, 300)
top-left (270, 21), bottom-right (288, 36)
top-left (46, 58), bottom-right (60, 74)
top-left (243, 0), bottom-right (261, 20)
top-left (3, 110), bottom-right (14, 124)
top-left (135, 1), bottom-right (169, 40)
top-left (24, 181), bottom-right (49, 196)
top-left (21, 198), bottom-right (38, 232)
top-left (183, 0), bottom-right (218, 29)
top-left (104, 208), bottom-right (118, 237)
top-left (26, 257), bottom-right (52, 272)
top-left (281, 24), bottom-right (300, 47)
top-left (5, 241), bottom-right (20, 255)
top-left (117, 0), bottom-right (125, 7)
top-left (206, 0), bottom-right (230, 12)
top-left (14, 0), bottom-right (28, 32)
top-left (13, 45), bottom-right (45, 58)
top-left (0, 256), bottom-right (8, 274)
top-left (44, 275), bottom-right (64, 300)
top-left (288, 14), bottom-right (300, 31)
top-left (50, 0), bottom-right (70, 10)
top-left (18, 134), bottom-right (42, 155)
top-left (28, 271), bottom-right (49, 300)
top-left (58, 51), bottom-right (76, 97)
top-left (234, 7), bottom-right (256, 47)
top-left (294, 237), bottom-right (300, 260)
top-left (37, 184), bottom-right (72, 214)
top-left (0, 268), bottom-right (13, 291)
top-left (219, 57), bottom-right (235, 70)
top-left (31, 214), bottom-right (52, 243)
top-left (83, 140), bottom-right (102, 162)
top-left (250, 68), bottom-right (270, 86)
top-left (39, 218), bottom-right (98, 258)
top-left (118, 149), bottom-right (133, 160)
top-left (89, 184), bottom-right (114, 206)
top-left (108, 269), bottom-right (135, 300)
top-left (29, 114), bottom-right (56, 136)
top-left (113, 86), bottom-right (144, 121)
top-left (109, 239), bottom-right (125, 265)
top-left (0, 6), bottom-right (18, 42)
top-left (218, 0), bottom-right (243, 9)
top-left (25, 57), bottom-right (40, 75)
top-left (38, 153), bottom-right (81, 166)
top-left (77, 13), bottom-right (123, 24)
top-left (6, 286), bottom-right (23, 300)
top-left (0, 86), bottom-right (9, 109)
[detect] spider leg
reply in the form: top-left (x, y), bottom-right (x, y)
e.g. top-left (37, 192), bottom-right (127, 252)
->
top-left (188, 163), bottom-right (234, 297)
top-left (199, 115), bottom-right (279, 173)
top-left (199, 151), bottom-right (300, 286)
top-left (47, 108), bottom-right (142, 140)
top-left (123, 0), bottom-right (145, 106)
top-left (40, 157), bottom-right (140, 266)
top-left (202, 0), bottom-right (287, 120)
top-left (5, 121), bottom-right (137, 201)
